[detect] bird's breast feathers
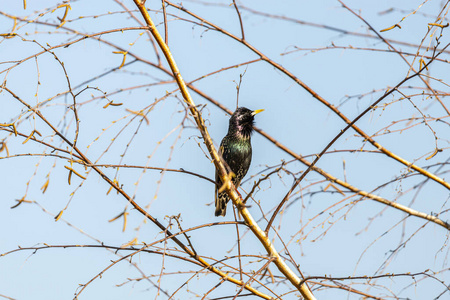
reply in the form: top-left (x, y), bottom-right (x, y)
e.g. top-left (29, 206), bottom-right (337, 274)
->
top-left (221, 139), bottom-right (252, 176)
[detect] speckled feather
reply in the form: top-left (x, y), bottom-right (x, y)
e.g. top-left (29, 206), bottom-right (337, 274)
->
top-left (215, 107), bottom-right (262, 217)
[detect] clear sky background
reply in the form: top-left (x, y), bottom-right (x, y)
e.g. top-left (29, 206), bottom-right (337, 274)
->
top-left (1, 0), bottom-right (449, 299)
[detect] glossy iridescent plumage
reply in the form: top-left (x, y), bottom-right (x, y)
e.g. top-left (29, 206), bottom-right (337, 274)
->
top-left (215, 107), bottom-right (263, 217)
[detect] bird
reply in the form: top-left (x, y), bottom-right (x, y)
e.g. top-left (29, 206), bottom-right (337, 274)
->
top-left (215, 107), bottom-right (264, 217)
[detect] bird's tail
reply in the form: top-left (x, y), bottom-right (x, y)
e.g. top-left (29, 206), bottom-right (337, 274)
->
top-left (215, 190), bottom-right (228, 217)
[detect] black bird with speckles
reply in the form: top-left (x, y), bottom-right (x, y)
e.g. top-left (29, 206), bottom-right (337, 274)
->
top-left (215, 107), bottom-right (264, 217)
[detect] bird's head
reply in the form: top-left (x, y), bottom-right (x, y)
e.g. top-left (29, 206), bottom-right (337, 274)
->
top-left (228, 107), bottom-right (264, 138)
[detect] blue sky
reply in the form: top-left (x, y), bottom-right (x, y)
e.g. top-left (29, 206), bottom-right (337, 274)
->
top-left (1, 0), bottom-right (450, 299)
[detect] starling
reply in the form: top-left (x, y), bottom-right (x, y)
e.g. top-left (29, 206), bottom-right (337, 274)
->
top-left (215, 107), bottom-right (264, 217)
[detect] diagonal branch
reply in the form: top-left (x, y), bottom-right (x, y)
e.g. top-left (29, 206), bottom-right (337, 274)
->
top-left (131, 1), bottom-right (316, 299)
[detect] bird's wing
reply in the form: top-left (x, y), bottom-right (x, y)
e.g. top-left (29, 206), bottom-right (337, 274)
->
top-left (215, 144), bottom-right (225, 195)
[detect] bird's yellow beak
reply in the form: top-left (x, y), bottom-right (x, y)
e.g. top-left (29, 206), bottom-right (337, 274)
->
top-left (251, 109), bottom-right (264, 116)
